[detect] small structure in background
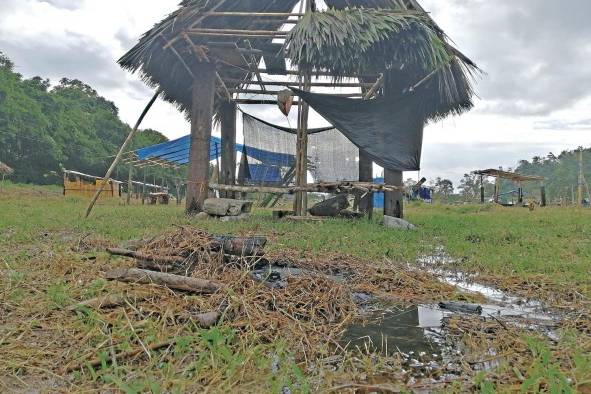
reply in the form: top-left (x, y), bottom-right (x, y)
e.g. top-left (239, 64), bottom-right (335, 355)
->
top-left (63, 170), bottom-right (122, 199)
top-left (473, 169), bottom-right (546, 207)
top-left (0, 161), bottom-right (14, 183)
top-left (63, 170), bottom-right (166, 201)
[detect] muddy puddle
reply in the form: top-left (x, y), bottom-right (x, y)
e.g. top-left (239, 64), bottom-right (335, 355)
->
top-left (340, 246), bottom-right (561, 377)
top-left (341, 304), bottom-right (445, 356)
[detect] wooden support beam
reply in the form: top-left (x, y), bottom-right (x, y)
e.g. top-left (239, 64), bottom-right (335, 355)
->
top-left (219, 102), bottom-right (237, 199)
top-left (384, 169), bottom-right (404, 219)
top-left (209, 182), bottom-right (403, 194)
top-left (358, 151), bottom-right (374, 218)
top-left (257, 68), bottom-right (378, 79)
top-left (480, 175), bottom-right (485, 204)
top-left (224, 79), bottom-right (372, 88)
top-left (234, 99), bottom-right (301, 105)
top-left (201, 12), bottom-right (305, 17)
top-left (186, 64), bottom-right (216, 215)
top-left (187, 31), bottom-right (287, 39)
top-left (230, 89), bottom-right (361, 97)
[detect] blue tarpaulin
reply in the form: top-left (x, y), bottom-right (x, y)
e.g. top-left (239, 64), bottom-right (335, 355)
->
top-left (135, 135), bottom-right (295, 167)
top-left (247, 164), bottom-right (283, 184)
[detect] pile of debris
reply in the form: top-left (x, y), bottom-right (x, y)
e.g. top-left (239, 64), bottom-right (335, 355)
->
top-left (103, 226), bottom-right (357, 352)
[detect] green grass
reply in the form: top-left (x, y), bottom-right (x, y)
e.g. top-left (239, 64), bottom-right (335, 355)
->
top-left (1, 183), bottom-right (589, 294)
top-left (1, 183), bottom-right (590, 392)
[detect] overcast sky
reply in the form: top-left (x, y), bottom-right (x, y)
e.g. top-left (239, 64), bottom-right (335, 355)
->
top-left (1, 0), bottom-right (590, 185)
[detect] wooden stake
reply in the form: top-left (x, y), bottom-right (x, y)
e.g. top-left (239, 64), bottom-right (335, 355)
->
top-left (186, 64), bottom-right (216, 214)
top-left (85, 90), bottom-right (160, 218)
top-left (127, 166), bottom-right (133, 205)
top-left (220, 102), bottom-right (237, 199)
top-left (384, 169), bottom-right (404, 219)
top-left (358, 151), bottom-right (374, 218)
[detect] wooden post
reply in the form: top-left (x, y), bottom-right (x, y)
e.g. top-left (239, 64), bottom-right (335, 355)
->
top-left (85, 90), bottom-right (160, 218)
top-left (186, 63), bottom-right (216, 215)
top-left (517, 181), bottom-right (523, 205)
top-left (219, 102), bottom-right (237, 199)
top-left (578, 149), bottom-right (584, 207)
top-left (480, 175), bottom-right (485, 204)
top-left (494, 176), bottom-right (500, 204)
top-left (127, 166), bottom-right (133, 205)
top-left (358, 151), bottom-right (374, 219)
top-left (540, 181), bottom-right (546, 207)
top-left (294, 0), bottom-right (312, 217)
top-left (142, 170), bottom-right (146, 205)
top-left (384, 169), bottom-right (403, 219)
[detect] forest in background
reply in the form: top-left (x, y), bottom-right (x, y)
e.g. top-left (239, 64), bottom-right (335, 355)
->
top-left (1, 51), bottom-right (589, 203)
top-left (0, 51), bottom-right (173, 185)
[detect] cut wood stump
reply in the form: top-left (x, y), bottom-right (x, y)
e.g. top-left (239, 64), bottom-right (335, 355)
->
top-left (203, 198), bottom-right (253, 216)
top-left (105, 268), bottom-right (220, 294)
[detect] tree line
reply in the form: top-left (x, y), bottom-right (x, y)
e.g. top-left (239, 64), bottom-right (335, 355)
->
top-left (0, 51), bottom-right (174, 186)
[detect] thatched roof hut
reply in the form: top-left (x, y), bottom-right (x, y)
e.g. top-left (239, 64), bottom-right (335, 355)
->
top-left (0, 161), bottom-right (13, 176)
top-left (117, 0), bottom-right (480, 216)
top-left (119, 0), bottom-right (479, 120)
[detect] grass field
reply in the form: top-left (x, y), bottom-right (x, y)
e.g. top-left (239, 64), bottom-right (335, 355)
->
top-left (1, 183), bottom-right (590, 392)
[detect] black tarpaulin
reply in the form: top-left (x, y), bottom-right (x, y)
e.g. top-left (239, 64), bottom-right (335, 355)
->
top-left (292, 88), bottom-right (425, 172)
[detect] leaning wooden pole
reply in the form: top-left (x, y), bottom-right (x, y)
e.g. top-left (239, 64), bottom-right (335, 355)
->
top-left (85, 90), bottom-right (160, 218)
top-left (186, 64), bottom-right (216, 214)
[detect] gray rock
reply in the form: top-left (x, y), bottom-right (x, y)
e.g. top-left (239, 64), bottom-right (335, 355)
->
top-left (194, 212), bottom-right (211, 220)
top-left (383, 215), bottom-right (417, 230)
top-left (203, 198), bottom-right (253, 216)
top-left (219, 213), bottom-right (250, 222)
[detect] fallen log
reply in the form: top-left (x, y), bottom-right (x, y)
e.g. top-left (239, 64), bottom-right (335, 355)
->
top-left (211, 236), bottom-right (267, 256)
top-left (107, 248), bottom-right (186, 265)
top-left (105, 268), bottom-right (220, 294)
top-left (439, 301), bottom-right (482, 315)
top-left (136, 259), bottom-right (190, 274)
top-left (67, 295), bottom-right (127, 311)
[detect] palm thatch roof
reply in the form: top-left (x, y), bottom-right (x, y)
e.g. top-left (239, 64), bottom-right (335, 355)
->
top-left (119, 0), bottom-right (479, 121)
top-left (0, 161), bottom-right (14, 176)
top-left (119, 0), bottom-right (300, 116)
top-left (317, 0), bottom-right (480, 120)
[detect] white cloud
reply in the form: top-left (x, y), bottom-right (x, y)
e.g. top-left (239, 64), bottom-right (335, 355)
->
top-left (1, 0), bottom-right (590, 186)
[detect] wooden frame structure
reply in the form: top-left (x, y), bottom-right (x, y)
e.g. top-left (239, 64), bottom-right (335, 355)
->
top-left (474, 169), bottom-right (546, 206)
top-left (85, 0), bottom-right (478, 220)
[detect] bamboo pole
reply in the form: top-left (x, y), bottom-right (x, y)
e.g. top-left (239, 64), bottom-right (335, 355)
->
top-left (85, 90), bottom-right (160, 218)
top-left (209, 182), bottom-right (403, 194)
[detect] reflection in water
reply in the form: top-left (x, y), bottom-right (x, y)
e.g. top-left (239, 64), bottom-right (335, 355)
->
top-left (341, 305), bottom-right (444, 355)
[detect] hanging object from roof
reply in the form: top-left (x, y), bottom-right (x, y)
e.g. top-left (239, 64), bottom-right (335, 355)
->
top-left (277, 89), bottom-right (294, 116)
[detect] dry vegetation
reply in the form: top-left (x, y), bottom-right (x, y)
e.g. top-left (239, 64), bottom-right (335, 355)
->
top-left (1, 183), bottom-right (590, 393)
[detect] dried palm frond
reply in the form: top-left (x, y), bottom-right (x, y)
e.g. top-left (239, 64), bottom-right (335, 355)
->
top-left (0, 161), bottom-right (13, 175)
top-left (285, 9), bottom-right (450, 78)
